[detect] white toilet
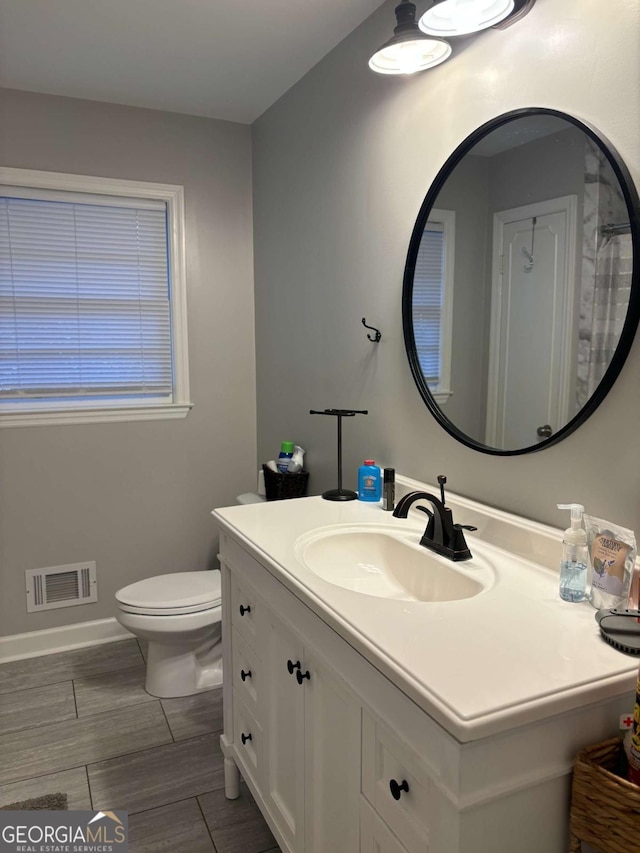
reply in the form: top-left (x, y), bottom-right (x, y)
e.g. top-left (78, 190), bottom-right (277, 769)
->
top-left (115, 571), bottom-right (223, 698)
top-left (114, 492), bottom-right (265, 699)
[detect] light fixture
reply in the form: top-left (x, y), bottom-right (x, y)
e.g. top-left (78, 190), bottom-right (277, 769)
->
top-left (369, 0), bottom-right (452, 76)
top-left (419, 0), bottom-right (516, 37)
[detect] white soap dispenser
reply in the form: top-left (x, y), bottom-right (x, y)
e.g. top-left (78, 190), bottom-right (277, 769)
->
top-left (557, 503), bottom-right (588, 603)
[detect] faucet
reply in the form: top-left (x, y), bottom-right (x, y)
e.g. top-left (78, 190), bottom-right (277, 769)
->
top-left (392, 475), bottom-right (477, 561)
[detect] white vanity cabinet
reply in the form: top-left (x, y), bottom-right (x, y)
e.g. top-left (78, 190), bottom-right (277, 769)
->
top-left (220, 531), bottom-right (361, 853)
top-left (261, 610), bottom-right (361, 852)
top-left (215, 492), bottom-right (636, 853)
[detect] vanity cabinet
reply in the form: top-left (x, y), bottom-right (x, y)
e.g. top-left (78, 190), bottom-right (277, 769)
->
top-left (220, 532), bottom-right (361, 853)
top-left (262, 612), bottom-right (361, 851)
top-left (217, 518), bottom-right (633, 853)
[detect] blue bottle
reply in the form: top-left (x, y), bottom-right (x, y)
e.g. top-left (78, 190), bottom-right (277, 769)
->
top-left (358, 460), bottom-right (381, 502)
top-left (277, 441), bottom-right (294, 473)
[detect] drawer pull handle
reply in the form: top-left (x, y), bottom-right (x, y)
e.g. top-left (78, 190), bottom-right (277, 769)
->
top-left (389, 778), bottom-right (409, 800)
top-left (240, 669), bottom-right (252, 682)
top-left (239, 604), bottom-right (251, 616)
top-left (241, 732), bottom-right (252, 745)
top-left (296, 669), bottom-right (311, 685)
top-left (287, 659), bottom-right (301, 675)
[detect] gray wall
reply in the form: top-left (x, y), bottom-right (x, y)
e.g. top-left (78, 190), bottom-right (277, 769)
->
top-left (253, 0), bottom-right (640, 530)
top-left (0, 89), bottom-right (256, 637)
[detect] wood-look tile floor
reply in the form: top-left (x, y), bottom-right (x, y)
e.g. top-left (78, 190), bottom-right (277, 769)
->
top-left (0, 640), bottom-right (280, 853)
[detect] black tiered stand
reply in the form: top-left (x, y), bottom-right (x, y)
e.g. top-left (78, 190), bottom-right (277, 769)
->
top-left (310, 408), bottom-right (368, 501)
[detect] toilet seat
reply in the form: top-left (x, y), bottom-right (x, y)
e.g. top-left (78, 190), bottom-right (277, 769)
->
top-left (116, 571), bottom-right (221, 616)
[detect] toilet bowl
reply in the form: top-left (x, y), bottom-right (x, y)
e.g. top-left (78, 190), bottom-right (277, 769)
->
top-left (115, 571), bottom-right (222, 699)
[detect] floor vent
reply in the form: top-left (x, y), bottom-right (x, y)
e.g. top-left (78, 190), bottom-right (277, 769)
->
top-left (25, 562), bottom-right (98, 613)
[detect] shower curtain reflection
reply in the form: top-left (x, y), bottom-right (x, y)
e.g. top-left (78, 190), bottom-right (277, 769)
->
top-left (587, 232), bottom-right (633, 396)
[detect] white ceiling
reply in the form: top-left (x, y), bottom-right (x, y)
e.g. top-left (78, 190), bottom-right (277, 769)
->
top-left (0, 0), bottom-right (387, 124)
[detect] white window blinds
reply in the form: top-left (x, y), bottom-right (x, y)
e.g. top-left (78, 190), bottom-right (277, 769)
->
top-left (412, 222), bottom-right (445, 385)
top-left (0, 191), bottom-right (172, 404)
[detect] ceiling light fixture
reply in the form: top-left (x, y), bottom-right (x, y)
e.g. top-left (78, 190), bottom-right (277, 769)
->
top-left (419, 0), bottom-right (536, 37)
top-left (369, 0), bottom-right (452, 76)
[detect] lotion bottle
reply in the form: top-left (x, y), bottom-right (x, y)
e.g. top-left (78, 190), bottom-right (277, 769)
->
top-left (557, 503), bottom-right (588, 603)
top-left (358, 460), bottom-right (381, 502)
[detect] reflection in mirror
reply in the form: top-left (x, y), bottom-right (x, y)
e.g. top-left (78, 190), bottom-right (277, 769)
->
top-left (403, 109), bottom-right (639, 455)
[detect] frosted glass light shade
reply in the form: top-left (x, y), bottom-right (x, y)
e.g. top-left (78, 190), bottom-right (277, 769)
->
top-left (419, 0), bottom-right (515, 36)
top-left (369, 36), bottom-right (452, 75)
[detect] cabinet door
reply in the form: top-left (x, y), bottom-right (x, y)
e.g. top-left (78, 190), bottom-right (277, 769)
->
top-left (304, 649), bottom-right (361, 852)
top-left (263, 612), bottom-right (305, 851)
top-left (360, 797), bottom-right (410, 853)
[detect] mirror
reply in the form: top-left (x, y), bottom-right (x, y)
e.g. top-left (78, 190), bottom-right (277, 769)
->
top-left (403, 108), bottom-right (640, 455)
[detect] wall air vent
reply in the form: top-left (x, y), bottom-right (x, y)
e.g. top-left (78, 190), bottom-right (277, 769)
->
top-left (25, 562), bottom-right (98, 613)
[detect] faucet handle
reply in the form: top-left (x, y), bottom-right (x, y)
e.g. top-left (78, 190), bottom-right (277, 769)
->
top-left (450, 523), bottom-right (477, 559)
top-left (414, 505), bottom-right (434, 519)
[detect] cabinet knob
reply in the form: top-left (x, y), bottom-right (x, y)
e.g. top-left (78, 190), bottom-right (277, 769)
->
top-left (239, 604), bottom-right (251, 616)
top-left (389, 778), bottom-right (409, 800)
top-left (296, 669), bottom-right (311, 685)
top-left (287, 659), bottom-right (301, 675)
top-left (240, 669), bottom-right (252, 682)
top-left (241, 732), bottom-right (252, 745)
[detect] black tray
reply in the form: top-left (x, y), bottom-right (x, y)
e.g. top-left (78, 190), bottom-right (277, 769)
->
top-left (596, 608), bottom-right (640, 656)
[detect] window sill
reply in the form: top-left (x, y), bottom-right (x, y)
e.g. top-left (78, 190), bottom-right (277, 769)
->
top-left (0, 403), bottom-right (193, 428)
top-left (431, 390), bottom-right (453, 405)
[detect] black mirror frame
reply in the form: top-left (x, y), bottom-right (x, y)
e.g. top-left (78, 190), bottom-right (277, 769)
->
top-left (402, 107), bottom-right (640, 456)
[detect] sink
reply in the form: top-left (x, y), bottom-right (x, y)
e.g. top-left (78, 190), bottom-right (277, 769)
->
top-left (294, 525), bottom-right (494, 602)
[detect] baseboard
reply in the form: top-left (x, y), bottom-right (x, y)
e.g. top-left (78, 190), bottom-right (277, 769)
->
top-left (0, 617), bottom-right (135, 663)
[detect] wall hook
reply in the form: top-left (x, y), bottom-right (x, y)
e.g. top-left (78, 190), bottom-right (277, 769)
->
top-left (362, 318), bottom-right (382, 343)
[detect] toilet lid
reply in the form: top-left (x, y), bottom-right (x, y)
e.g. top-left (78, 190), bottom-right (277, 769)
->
top-left (116, 571), bottom-right (221, 613)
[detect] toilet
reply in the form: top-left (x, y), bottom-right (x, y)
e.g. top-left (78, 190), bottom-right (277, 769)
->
top-left (114, 492), bottom-right (265, 698)
top-left (115, 571), bottom-right (223, 698)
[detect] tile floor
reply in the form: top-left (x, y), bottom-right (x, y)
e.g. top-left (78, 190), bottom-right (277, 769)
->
top-left (0, 639), bottom-right (281, 853)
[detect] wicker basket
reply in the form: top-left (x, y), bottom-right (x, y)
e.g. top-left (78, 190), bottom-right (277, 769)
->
top-left (569, 737), bottom-right (640, 853)
top-left (262, 465), bottom-right (309, 501)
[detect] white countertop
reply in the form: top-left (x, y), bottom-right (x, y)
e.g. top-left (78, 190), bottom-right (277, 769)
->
top-left (212, 489), bottom-right (637, 742)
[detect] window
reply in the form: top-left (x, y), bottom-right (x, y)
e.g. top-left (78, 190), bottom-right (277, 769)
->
top-left (0, 168), bottom-right (191, 427)
top-left (411, 208), bottom-right (455, 403)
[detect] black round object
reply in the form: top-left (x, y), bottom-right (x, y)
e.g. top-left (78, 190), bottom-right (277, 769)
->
top-left (389, 778), bottom-right (409, 800)
top-left (596, 608), bottom-right (640, 656)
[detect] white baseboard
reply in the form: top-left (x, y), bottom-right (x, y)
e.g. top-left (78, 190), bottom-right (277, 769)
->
top-left (0, 617), bottom-right (135, 663)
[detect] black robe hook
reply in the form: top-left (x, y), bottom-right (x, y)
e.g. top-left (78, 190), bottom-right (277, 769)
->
top-left (362, 318), bottom-right (382, 343)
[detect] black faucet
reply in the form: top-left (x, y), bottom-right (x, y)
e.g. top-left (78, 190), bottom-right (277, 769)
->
top-left (392, 475), bottom-right (476, 561)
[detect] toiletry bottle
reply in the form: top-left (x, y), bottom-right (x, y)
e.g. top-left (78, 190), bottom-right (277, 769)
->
top-left (358, 460), bottom-right (381, 502)
top-left (277, 441), bottom-right (295, 473)
top-left (557, 503), bottom-right (588, 602)
top-left (382, 468), bottom-right (395, 511)
top-left (287, 445), bottom-right (305, 473)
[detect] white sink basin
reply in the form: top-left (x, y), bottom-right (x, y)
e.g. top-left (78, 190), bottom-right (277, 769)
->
top-left (294, 525), bottom-right (495, 602)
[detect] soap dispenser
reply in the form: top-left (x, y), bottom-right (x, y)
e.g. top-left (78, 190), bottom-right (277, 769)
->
top-left (557, 503), bottom-right (588, 602)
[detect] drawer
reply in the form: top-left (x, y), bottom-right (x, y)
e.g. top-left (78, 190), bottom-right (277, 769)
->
top-left (360, 797), bottom-right (410, 853)
top-left (231, 627), bottom-right (261, 715)
top-left (232, 689), bottom-right (262, 788)
top-left (362, 711), bottom-right (431, 853)
top-left (230, 573), bottom-right (265, 650)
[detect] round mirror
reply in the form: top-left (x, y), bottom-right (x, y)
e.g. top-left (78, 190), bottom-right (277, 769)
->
top-left (403, 108), bottom-right (640, 455)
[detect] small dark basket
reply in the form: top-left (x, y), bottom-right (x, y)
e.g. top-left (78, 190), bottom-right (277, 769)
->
top-left (262, 465), bottom-right (309, 501)
top-left (569, 737), bottom-right (640, 853)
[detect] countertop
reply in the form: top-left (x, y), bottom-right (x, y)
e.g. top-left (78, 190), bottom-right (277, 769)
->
top-left (212, 491), bottom-right (637, 742)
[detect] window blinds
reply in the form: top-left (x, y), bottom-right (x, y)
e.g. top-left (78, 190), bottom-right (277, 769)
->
top-left (412, 224), bottom-right (444, 385)
top-left (0, 193), bottom-right (172, 403)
